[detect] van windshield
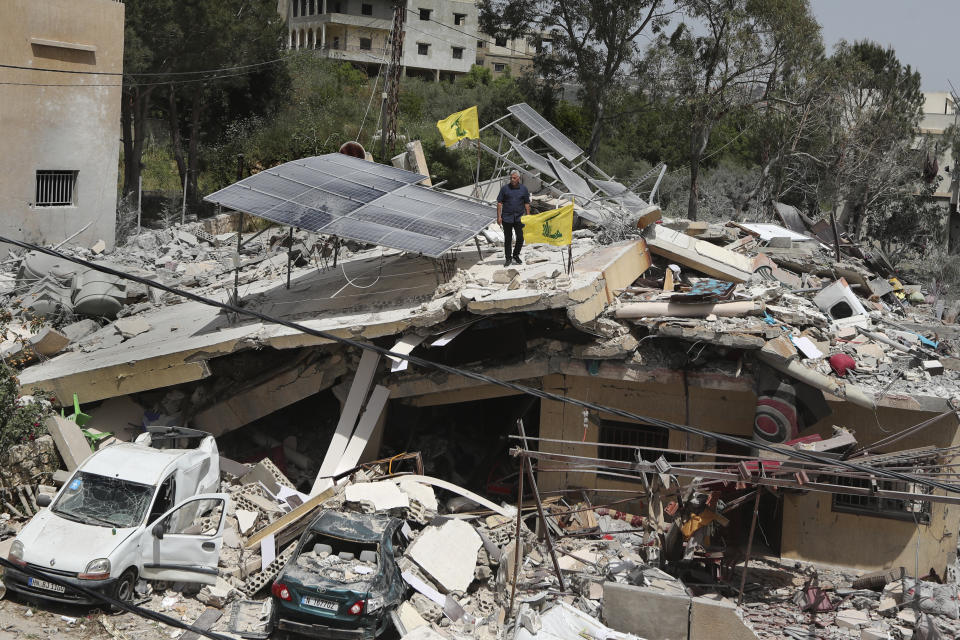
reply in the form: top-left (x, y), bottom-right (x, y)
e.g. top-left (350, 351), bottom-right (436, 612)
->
top-left (52, 472), bottom-right (154, 528)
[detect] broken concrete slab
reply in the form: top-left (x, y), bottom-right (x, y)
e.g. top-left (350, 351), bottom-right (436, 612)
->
top-left (407, 519), bottom-right (483, 593)
top-left (398, 477), bottom-right (438, 511)
top-left (114, 316), bottom-right (151, 339)
top-left (29, 328), bottom-right (70, 356)
top-left (574, 239), bottom-right (651, 304)
top-left (643, 224), bottom-right (753, 282)
top-left (345, 480), bottom-right (410, 511)
top-left (602, 582), bottom-right (690, 640)
top-left (395, 601), bottom-right (429, 632)
top-left (690, 596), bottom-right (758, 640)
top-left (235, 509), bottom-right (258, 535)
top-left (45, 414), bottom-right (92, 471)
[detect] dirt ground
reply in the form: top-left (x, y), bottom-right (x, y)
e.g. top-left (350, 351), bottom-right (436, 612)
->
top-left (0, 587), bottom-right (239, 640)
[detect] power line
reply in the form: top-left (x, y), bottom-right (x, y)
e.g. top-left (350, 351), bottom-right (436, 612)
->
top-left (0, 56), bottom-right (288, 77)
top-left (0, 234), bottom-right (956, 498)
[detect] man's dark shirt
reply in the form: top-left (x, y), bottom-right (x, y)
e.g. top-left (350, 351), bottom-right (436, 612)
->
top-left (496, 182), bottom-right (531, 223)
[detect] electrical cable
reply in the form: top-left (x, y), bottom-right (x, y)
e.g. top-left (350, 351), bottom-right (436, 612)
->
top-left (0, 557), bottom-right (234, 640)
top-left (1, 235), bottom-right (958, 497)
top-left (0, 56), bottom-right (289, 77)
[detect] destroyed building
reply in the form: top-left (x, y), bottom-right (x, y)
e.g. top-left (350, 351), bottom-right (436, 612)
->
top-left (3, 103), bottom-right (960, 640)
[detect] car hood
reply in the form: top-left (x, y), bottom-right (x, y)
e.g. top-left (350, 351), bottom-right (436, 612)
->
top-left (16, 510), bottom-right (137, 573)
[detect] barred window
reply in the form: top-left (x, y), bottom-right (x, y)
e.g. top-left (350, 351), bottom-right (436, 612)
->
top-left (598, 419), bottom-right (675, 464)
top-left (832, 472), bottom-right (931, 524)
top-left (35, 170), bottom-right (77, 207)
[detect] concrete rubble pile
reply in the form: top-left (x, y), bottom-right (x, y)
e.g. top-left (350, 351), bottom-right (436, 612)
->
top-left (612, 215), bottom-right (960, 408)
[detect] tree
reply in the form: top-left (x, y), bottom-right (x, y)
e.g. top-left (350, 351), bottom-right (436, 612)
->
top-left (120, 0), bottom-right (179, 204)
top-left (815, 41), bottom-right (925, 239)
top-left (162, 1), bottom-right (287, 212)
top-left (478, 0), bottom-right (671, 159)
top-left (642, 0), bottom-right (821, 220)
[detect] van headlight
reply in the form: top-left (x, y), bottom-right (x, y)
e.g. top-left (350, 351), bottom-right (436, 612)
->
top-left (7, 540), bottom-right (26, 567)
top-left (366, 596), bottom-right (383, 613)
top-left (79, 558), bottom-right (111, 580)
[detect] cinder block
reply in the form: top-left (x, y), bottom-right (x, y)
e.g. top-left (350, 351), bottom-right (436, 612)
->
top-left (690, 596), bottom-right (758, 640)
top-left (602, 582), bottom-right (690, 640)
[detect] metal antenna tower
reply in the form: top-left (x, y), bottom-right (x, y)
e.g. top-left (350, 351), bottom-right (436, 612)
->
top-left (379, 0), bottom-right (407, 162)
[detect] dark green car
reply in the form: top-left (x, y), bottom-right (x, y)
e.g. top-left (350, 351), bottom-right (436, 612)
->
top-left (272, 510), bottom-right (408, 639)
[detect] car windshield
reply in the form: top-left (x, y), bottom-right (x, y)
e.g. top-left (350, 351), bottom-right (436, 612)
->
top-left (52, 472), bottom-right (155, 528)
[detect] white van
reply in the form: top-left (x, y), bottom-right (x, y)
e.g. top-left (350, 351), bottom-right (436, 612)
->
top-left (4, 427), bottom-right (228, 605)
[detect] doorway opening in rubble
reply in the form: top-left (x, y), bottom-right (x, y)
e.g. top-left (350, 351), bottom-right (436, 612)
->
top-left (380, 395), bottom-right (539, 503)
top-left (714, 433), bottom-right (783, 557)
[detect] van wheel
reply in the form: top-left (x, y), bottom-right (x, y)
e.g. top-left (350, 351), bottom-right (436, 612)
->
top-left (112, 568), bottom-right (137, 604)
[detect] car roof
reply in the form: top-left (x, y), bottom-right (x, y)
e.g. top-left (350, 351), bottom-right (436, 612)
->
top-left (79, 442), bottom-right (187, 486)
top-left (309, 510), bottom-right (395, 542)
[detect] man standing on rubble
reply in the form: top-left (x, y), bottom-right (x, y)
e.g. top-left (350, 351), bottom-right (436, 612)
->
top-left (496, 170), bottom-right (531, 267)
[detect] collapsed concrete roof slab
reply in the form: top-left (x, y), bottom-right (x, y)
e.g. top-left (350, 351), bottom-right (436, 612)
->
top-left (17, 241), bottom-right (647, 406)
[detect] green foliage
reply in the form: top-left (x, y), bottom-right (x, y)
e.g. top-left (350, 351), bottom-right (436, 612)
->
top-left (464, 65), bottom-right (492, 89)
top-left (0, 307), bottom-right (52, 454)
top-left (0, 362), bottom-right (50, 454)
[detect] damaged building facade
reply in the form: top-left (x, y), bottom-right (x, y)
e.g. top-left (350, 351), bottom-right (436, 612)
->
top-left (4, 103), bottom-right (960, 639)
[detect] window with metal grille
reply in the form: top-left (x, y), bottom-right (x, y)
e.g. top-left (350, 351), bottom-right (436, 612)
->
top-left (598, 419), bottom-right (675, 465)
top-left (417, 42), bottom-right (429, 55)
top-left (360, 37), bottom-right (372, 50)
top-left (452, 46), bottom-right (463, 59)
top-left (35, 170), bottom-right (77, 207)
top-left (831, 472), bottom-right (931, 524)
top-left (493, 62), bottom-right (506, 72)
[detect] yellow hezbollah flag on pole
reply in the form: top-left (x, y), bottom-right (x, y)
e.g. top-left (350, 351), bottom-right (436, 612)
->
top-left (522, 202), bottom-right (574, 246)
top-left (436, 106), bottom-right (480, 147)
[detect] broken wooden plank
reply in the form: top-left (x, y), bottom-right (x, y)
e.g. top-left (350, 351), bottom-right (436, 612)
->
top-left (245, 486), bottom-right (335, 549)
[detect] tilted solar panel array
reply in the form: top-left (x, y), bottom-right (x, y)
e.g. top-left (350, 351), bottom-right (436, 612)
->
top-left (204, 154), bottom-right (495, 258)
top-left (511, 142), bottom-right (557, 179)
top-left (507, 103), bottom-right (584, 162)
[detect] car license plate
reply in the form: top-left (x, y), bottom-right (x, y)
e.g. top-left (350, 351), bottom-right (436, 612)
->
top-left (302, 596), bottom-right (338, 611)
top-left (28, 577), bottom-right (66, 594)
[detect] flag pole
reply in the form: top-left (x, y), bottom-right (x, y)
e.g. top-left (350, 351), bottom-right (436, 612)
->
top-left (567, 197), bottom-right (574, 275)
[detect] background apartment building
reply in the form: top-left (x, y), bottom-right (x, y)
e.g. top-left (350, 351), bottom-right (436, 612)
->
top-left (282, 0), bottom-right (479, 81)
top-left (0, 0), bottom-right (124, 250)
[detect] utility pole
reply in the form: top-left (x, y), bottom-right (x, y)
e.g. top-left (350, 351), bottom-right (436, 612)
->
top-left (379, 0), bottom-right (407, 162)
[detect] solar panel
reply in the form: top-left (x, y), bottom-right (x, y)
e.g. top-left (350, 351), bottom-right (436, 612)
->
top-left (510, 142), bottom-right (557, 179)
top-left (591, 179), bottom-right (650, 213)
top-left (204, 153), bottom-right (496, 258)
top-left (507, 103), bottom-right (584, 161)
top-left (548, 155), bottom-right (594, 201)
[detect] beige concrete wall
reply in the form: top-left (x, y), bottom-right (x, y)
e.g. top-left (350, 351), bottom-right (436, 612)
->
top-left (537, 374), bottom-right (960, 572)
top-left (780, 401), bottom-right (960, 572)
top-left (0, 0), bottom-right (124, 250)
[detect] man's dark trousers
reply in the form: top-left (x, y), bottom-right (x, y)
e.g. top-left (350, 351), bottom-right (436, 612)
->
top-left (504, 222), bottom-right (523, 260)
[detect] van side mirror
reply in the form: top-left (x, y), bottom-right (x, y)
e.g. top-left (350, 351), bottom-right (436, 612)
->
top-left (152, 522), bottom-right (165, 540)
top-left (36, 494), bottom-right (51, 508)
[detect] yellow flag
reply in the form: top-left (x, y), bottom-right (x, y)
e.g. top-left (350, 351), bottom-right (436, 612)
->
top-left (522, 202), bottom-right (574, 246)
top-left (436, 106), bottom-right (479, 147)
